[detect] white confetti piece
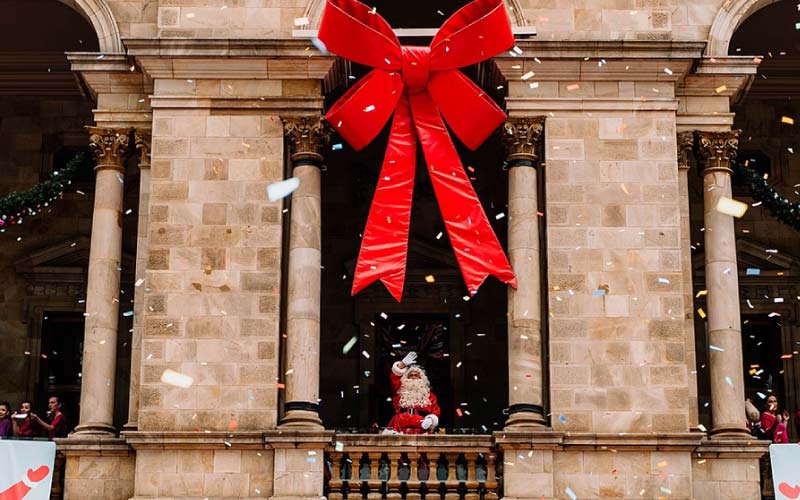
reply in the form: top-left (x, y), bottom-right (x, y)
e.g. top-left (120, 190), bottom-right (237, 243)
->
top-left (436, 231), bottom-right (443, 239)
top-left (495, 213), bottom-right (505, 220)
top-left (725, 376), bottom-right (733, 387)
top-left (565, 487), bottom-right (577, 500)
top-left (709, 345), bottom-right (725, 352)
top-left (657, 277), bottom-right (670, 284)
top-left (716, 197), bottom-right (748, 217)
top-left (161, 369), bottom-right (193, 388)
top-left (380, 312), bottom-right (388, 319)
top-left (664, 67), bottom-right (673, 75)
top-left (520, 71), bottom-right (535, 80)
top-left (267, 177), bottom-right (300, 202)
top-left (123, 310), bottom-right (134, 317)
top-left (698, 424), bottom-right (707, 432)
top-left (361, 350), bottom-right (370, 359)
top-left (294, 17), bottom-right (310, 26)
top-left (135, 278), bottom-right (145, 287)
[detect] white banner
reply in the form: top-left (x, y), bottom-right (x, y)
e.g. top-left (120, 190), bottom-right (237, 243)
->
top-left (770, 443), bottom-right (800, 500)
top-left (0, 440), bottom-right (56, 500)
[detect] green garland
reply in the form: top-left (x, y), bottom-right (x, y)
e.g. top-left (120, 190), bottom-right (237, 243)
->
top-left (734, 163), bottom-right (800, 230)
top-left (0, 154), bottom-right (85, 231)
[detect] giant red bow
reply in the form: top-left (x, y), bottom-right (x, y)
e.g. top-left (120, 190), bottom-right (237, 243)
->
top-left (319, 0), bottom-right (517, 301)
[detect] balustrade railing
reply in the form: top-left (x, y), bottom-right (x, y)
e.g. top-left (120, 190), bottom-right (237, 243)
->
top-left (325, 435), bottom-right (500, 500)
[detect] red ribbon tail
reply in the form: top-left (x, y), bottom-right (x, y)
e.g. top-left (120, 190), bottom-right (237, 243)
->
top-left (351, 95), bottom-right (416, 302)
top-left (409, 91), bottom-right (516, 295)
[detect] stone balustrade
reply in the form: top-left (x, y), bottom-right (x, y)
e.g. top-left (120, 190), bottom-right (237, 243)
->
top-left (325, 435), bottom-right (499, 500)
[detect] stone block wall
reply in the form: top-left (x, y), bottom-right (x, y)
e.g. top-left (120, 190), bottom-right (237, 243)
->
top-left (541, 102), bottom-right (690, 434)
top-left (132, 449), bottom-right (274, 498)
top-left (139, 103), bottom-right (284, 432)
top-left (692, 456), bottom-right (761, 500)
top-left (64, 453), bottom-right (135, 500)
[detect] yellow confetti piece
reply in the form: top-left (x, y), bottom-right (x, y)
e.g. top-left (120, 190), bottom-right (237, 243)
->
top-left (425, 274), bottom-right (435, 283)
top-left (566, 83), bottom-right (580, 91)
top-left (716, 197), bottom-right (748, 218)
top-left (695, 290), bottom-right (707, 298)
top-left (697, 308), bottom-right (707, 319)
top-left (714, 84), bottom-right (727, 94)
top-left (657, 460), bottom-right (667, 468)
top-left (781, 116), bottom-right (795, 125)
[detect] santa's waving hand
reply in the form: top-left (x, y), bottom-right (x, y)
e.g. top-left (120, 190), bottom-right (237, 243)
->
top-left (386, 351), bottom-right (441, 434)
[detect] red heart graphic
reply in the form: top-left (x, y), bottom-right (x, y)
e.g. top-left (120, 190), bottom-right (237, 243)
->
top-left (779, 482), bottom-right (800, 499)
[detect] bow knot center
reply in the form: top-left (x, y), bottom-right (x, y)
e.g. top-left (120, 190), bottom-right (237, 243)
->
top-left (401, 46), bottom-right (431, 92)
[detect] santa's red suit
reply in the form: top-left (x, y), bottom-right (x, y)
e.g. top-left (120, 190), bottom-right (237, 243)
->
top-left (386, 359), bottom-right (441, 434)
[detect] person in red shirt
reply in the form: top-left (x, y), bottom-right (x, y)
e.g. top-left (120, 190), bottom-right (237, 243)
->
top-left (385, 351), bottom-right (441, 434)
top-left (758, 395), bottom-right (790, 443)
top-left (12, 401), bottom-right (38, 438)
top-left (29, 396), bottom-right (68, 440)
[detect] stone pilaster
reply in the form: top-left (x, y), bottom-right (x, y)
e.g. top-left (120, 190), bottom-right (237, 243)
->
top-left (677, 132), bottom-right (700, 430)
top-left (694, 130), bottom-right (749, 438)
top-left (280, 116), bottom-right (329, 429)
top-left (124, 131), bottom-right (150, 431)
top-left (501, 117), bottom-right (547, 428)
top-left (74, 127), bottom-right (134, 435)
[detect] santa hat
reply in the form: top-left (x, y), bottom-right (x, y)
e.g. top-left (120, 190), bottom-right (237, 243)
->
top-left (391, 362), bottom-right (429, 383)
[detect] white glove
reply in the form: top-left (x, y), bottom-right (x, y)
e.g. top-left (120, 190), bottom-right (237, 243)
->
top-left (402, 351), bottom-right (418, 366)
top-left (421, 414), bottom-right (438, 430)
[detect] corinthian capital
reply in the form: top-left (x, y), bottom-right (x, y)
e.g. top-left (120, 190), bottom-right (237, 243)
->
top-left (134, 130), bottom-right (151, 168)
top-left (694, 130), bottom-right (739, 173)
top-left (501, 117), bottom-right (545, 167)
top-left (87, 127), bottom-right (134, 171)
top-left (677, 131), bottom-right (694, 170)
top-left (282, 116), bottom-right (330, 167)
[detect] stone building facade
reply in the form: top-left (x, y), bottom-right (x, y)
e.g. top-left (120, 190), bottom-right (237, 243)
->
top-left (1, 0), bottom-right (799, 499)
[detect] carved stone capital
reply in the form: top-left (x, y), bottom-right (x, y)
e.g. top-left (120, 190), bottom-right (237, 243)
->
top-left (134, 130), bottom-right (151, 168)
top-left (501, 116), bottom-right (545, 167)
top-left (282, 116), bottom-right (329, 167)
top-left (694, 130), bottom-right (739, 174)
top-left (87, 127), bottom-right (134, 171)
top-left (677, 131), bottom-right (694, 170)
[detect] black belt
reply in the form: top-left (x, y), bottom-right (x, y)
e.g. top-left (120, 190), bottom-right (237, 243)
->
top-left (400, 408), bottom-right (429, 416)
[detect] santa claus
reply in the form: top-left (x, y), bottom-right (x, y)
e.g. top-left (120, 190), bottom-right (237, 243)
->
top-left (386, 351), bottom-right (441, 434)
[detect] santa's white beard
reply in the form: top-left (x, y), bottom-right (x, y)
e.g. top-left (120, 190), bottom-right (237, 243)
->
top-left (399, 377), bottom-right (431, 408)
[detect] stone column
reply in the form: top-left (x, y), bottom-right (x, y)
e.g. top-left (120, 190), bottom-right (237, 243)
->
top-left (695, 130), bottom-right (749, 438)
top-left (74, 127), bottom-right (133, 435)
top-left (677, 132), bottom-right (700, 430)
top-left (501, 117), bottom-right (547, 428)
top-left (280, 116), bottom-right (329, 428)
top-left (124, 131), bottom-right (150, 430)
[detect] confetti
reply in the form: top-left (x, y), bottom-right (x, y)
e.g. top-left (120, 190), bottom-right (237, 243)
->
top-left (660, 487), bottom-right (672, 495)
top-left (123, 310), bottom-right (134, 317)
top-left (364, 104), bottom-right (376, 112)
top-left (332, 143), bottom-right (343, 151)
top-left (757, 392), bottom-right (767, 399)
top-left (425, 274), bottom-right (435, 283)
top-left (294, 17), bottom-right (310, 26)
top-left (335, 442), bottom-right (344, 452)
top-left (566, 83), bottom-right (580, 91)
top-left (161, 369), bottom-right (193, 388)
top-left (697, 308), bottom-right (707, 319)
top-left (746, 268), bottom-right (760, 275)
top-left (592, 289), bottom-right (606, 296)
top-left (135, 278), bottom-right (145, 287)
top-left (565, 487), bottom-right (577, 500)
top-left (715, 197), bottom-right (748, 218)
top-left (380, 312), bottom-right (388, 319)
top-left (715, 84), bottom-right (727, 93)
top-left (520, 71), bottom-right (535, 80)
top-left (695, 290), bottom-right (707, 298)
top-left (558, 415), bottom-right (567, 424)
top-left (769, 312), bottom-right (781, 317)
top-left (361, 350), bottom-right (370, 359)
top-left (657, 461), bottom-right (667, 468)
top-left (781, 116), bottom-right (795, 125)
top-left (436, 231), bottom-right (443, 240)
top-left (657, 277), bottom-right (670, 284)
top-left (698, 424), bottom-right (707, 432)
top-left (342, 336), bottom-right (358, 354)
top-left (664, 67), bottom-right (673, 75)
top-left (725, 376), bottom-right (733, 387)
top-left (709, 345), bottom-right (725, 352)
top-left (267, 177), bottom-right (300, 202)
top-left (495, 213), bottom-right (505, 220)
top-left (529, 82), bottom-right (539, 89)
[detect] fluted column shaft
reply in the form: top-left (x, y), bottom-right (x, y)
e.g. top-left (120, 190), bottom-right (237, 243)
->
top-left (125, 131), bottom-right (150, 431)
top-left (280, 117), bottom-right (328, 428)
top-left (677, 132), bottom-right (700, 429)
top-left (502, 117), bottom-right (547, 428)
top-left (75, 127), bottom-right (133, 435)
top-left (695, 130), bottom-right (749, 438)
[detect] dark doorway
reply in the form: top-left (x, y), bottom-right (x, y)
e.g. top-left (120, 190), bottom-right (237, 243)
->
top-left (37, 311), bottom-right (84, 433)
top-left (742, 317), bottom-right (786, 417)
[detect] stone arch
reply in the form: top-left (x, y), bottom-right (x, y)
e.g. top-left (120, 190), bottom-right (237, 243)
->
top-left (302, 0), bottom-right (526, 30)
top-left (707, 0), bottom-right (782, 56)
top-left (57, 0), bottom-right (124, 53)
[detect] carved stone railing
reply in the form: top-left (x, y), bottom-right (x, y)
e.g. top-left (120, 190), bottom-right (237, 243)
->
top-left (324, 434), bottom-right (500, 500)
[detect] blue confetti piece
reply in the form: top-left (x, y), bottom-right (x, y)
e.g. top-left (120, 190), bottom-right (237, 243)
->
top-left (311, 37), bottom-right (329, 55)
top-left (306, 457), bottom-right (317, 463)
top-left (746, 268), bottom-right (761, 275)
top-left (332, 143), bottom-right (343, 151)
top-left (565, 487), bottom-right (577, 500)
top-left (123, 310), bottom-right (134, 317)
top-left (592, 289), bottom-right (606, 296)
top-left (558, 415), bottom-right (567, 424)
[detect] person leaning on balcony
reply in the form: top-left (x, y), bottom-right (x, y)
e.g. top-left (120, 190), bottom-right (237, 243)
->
top-left (757, 395), bottom-right (790, 443)
top-left (0, 402), bottom-right (12, 438)
top-left (28, 396), bottom-right (67, 440)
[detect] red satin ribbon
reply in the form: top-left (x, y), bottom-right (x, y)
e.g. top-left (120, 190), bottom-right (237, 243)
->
top-left (319, 0), bottom-right (517, 301)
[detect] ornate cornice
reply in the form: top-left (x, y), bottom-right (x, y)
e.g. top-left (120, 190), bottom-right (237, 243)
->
top-left (501, 116), bottom-right (545, 167)
top-left (694, 130), bottom-right (739, 174)
top-left (282, 116), bottom-right (330, 167)
top-left (87, 127), bottom-right (134, 171)
top-left (677, 131), bottom-right (694, 170)
top-left (134, 131), bottom-right (151, 168)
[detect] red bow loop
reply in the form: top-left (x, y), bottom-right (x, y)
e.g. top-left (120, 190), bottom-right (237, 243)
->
top-left (320, 0), bottom-right (516, 301)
